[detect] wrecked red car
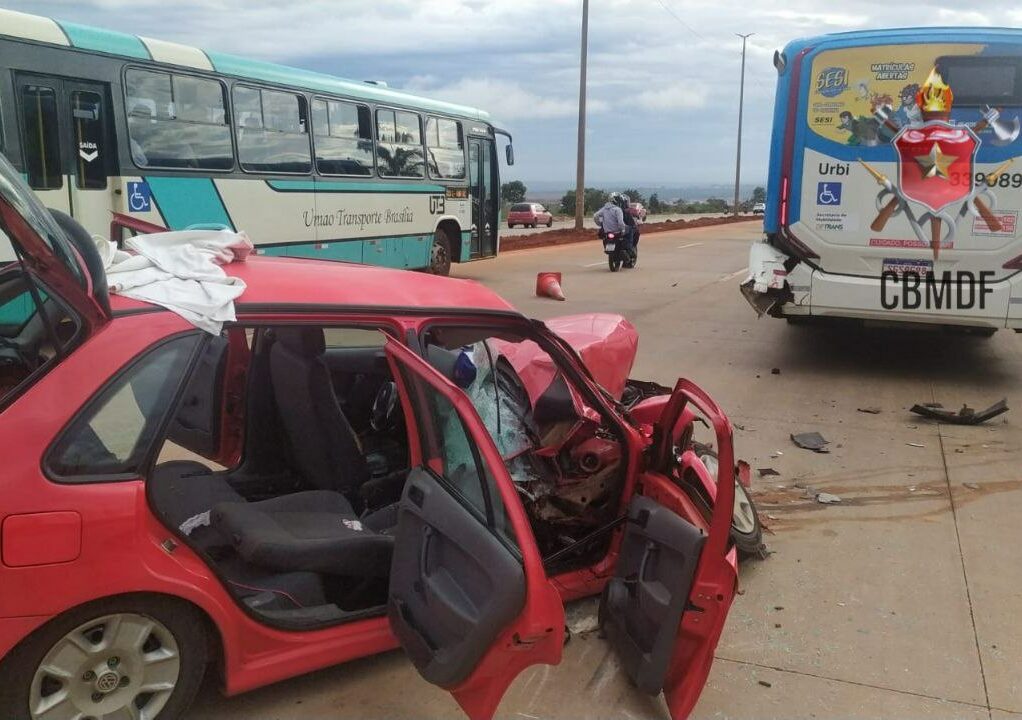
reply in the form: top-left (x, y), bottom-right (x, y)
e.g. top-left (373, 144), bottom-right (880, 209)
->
top-left (0, 154), bottom-right (739, 720)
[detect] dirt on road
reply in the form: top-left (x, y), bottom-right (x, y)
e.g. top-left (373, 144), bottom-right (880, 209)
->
top-left (499, 214), bottom-right (761, 252)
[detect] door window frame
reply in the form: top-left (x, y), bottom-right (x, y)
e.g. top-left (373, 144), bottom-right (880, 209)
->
top-left (43, 331), bottom-right (205, 484)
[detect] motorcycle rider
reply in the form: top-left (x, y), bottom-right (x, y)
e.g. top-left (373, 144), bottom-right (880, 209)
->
top-left (594, 192), bottom-right (630, 248)
top-left (616, 193), bottom-right (639, 259)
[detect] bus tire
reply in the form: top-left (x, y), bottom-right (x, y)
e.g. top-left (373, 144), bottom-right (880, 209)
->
top-left (0, 595), bottom-right (209, 720)
top-left (429, 229), bottom-right (453, 276)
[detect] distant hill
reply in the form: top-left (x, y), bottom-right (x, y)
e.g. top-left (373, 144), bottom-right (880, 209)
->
top-left (516, 180), bottom-right (764, 203)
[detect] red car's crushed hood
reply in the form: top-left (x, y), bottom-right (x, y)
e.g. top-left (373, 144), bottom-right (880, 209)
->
top-left (501, 314), bottom-right (638, 405)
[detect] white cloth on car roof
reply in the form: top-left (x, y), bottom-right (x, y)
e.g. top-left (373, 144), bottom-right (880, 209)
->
top-left (95, 229), bottom-right (253, 334)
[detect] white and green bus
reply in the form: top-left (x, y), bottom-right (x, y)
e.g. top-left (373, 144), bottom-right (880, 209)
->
top-left (0, 8), bottom-right (513, 274)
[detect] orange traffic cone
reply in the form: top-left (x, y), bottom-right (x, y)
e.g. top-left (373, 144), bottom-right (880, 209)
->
top-left (536, 272), bottom-right (566, 301)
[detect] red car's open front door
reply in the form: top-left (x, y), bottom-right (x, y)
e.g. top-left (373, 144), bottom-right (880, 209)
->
top-left (600, 378), bottom-right (739, 720)
top-left (384, 338), bottom-right (565, 720)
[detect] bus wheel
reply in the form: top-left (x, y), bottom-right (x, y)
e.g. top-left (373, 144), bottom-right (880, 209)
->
top-left (430, 230), bottom-right (453, 276)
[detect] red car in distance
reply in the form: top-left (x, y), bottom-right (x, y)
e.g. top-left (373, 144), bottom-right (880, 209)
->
top-left (507, 202), bottom-right (554, 228)
top-left (0, 154), bottom-right (739, 720)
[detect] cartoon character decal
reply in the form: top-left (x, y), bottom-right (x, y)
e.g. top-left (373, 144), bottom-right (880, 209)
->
top-left (859, 69), bottom-right (1020, 259)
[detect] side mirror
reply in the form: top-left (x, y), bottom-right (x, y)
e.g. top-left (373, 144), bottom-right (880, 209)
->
top-left (505, 144), bottom-right (515, 166)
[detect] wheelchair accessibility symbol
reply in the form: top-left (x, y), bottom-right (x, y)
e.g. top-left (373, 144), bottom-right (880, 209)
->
top-left (127, 181), bottom-right (151, 212)
top-left (817, 182), bottom-right (842, 206)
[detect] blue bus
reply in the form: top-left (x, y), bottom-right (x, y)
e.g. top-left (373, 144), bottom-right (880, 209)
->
top-left (0, 7), bottom-right (513, 274)
top-left (744, 28), bottom-right (1022, 334)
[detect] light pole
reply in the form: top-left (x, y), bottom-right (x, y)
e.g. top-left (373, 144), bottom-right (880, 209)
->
top-left (574, 0), bottom-right (589, 230)
top-left (733, 32), bottom-right (753, 216)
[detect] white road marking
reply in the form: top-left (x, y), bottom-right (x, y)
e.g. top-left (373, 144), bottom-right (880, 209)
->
top-left (582, 260), bottom-right (607, 267)
top-left (719, 267), bottom-right (748, 282)
top-left (676, 242), bottom-right (703, 249)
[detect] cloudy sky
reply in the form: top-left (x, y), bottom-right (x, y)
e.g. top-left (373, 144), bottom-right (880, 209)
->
top-left (7, 0), bottom-right (1013, 187)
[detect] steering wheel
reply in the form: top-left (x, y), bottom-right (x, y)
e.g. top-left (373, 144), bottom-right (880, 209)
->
top-left (370, 381), bottom-right (399, 432)
top-left (0, 337), bottom-right (33, 371)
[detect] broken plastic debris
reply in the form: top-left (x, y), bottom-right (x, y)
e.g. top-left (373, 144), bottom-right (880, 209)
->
top-left (856, 406), bottom-right (882, 414)
top-left (963, 482), bottom-right (980, 490)
top-left (909, 398), bottom-right (1008, 425)
top-left (791, 431), bottom-right (830, 453)
top-left (758, 468), bottom-right (780, 477)
top-left (816, 492), bottom-right (842, 504)
top-left (906, 442), bottom-right (925, 448)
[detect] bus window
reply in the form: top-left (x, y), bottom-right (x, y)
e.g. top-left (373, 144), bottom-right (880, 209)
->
top-left (125, 68), bottom-right (232, 171)
top-left (20, 85), bottom-right (62, 190)
top-left (376, 109), bottom-right (424, 178)
top-left (938, 56), bottom-right (1022, 107)
top-left (312, 98), bottom-right (373, 176)
top-left (71, 91), bottom-right (106, 189)
top-left (425, 117), bottom-right (465, 180)
top-left (235, 86), bottom-right (311, 174)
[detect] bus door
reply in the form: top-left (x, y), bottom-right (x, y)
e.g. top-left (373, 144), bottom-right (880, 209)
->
top-left (468, 138), bottom-right (498, 258)
top-left (15, 74), bottom-right (116, 235)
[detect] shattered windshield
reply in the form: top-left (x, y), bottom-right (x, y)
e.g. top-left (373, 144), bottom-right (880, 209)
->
top-left (423, 329), bottom-right (626, 565)
top-left (0, 153), bottom-right (84, 286)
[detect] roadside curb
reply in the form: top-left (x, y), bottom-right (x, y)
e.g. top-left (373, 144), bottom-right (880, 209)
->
top-left (499, 215), bottom-right (761, 253)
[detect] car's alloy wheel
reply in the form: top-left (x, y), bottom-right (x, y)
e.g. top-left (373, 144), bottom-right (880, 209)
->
top-left (693, 444), bottom-right (765, 557)
top-left (1, 598), bottom-right (208, 720)
top-left (29, 613), bottom-right (180, 720)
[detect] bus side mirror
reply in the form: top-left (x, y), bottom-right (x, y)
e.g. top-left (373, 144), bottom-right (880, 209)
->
top-left (505, 145), bottom-right (515, 166)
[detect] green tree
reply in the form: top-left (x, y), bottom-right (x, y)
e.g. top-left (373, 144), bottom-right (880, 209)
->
top-left (501, 180), bottom-right (527, 204)
top-left (752, 186), bottom-right (766, 203)
top-left (560, 187), bottom-right (610, 216)
top-left (648, 193), bottom-right (664, 214)
top-left (703, 197), bottom-right (729, 213)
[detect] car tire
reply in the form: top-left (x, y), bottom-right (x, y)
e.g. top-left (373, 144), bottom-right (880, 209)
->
top-left (691, 443), bottom-right (766, 559)
top-left (546, 219), bottom-right (553, 227)
top-left (429, 228), bottom-right (453, 276)
top-left (0, 595), bottom-right (209, 720)
top-left (508, 223), bottom-right (514, 229)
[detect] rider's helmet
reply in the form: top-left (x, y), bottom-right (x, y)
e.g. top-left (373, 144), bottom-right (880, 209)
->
top-left (613, 192), bottom-right (630, 209)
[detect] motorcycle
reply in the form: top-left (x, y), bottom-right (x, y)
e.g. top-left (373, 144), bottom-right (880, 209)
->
top-left (599, 227), bottom-right (637, 272)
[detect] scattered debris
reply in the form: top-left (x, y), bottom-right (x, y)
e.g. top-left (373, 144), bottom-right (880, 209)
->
top-left (758, 467), bottom-right (780, 477)
top-left (733, 422), bottom-right (746, 430)
top-left (758, 680), bottom-right (773, 688)
top-left (909, 398), bottom-right (1008, 425)
top-left (737, 460), bottom-right (751, 487)
top-left (770, 450), bottom-right (784, 458)
top-left (816, 492), bottom-right (842, 504)
top-left (906, 442), bottom-right (925, 448)
top-left (791, 431), bottom-right (830, 453)
top-left (857, 406), bottom-right (882, 414)
top-left (963, 482), bottom-right (980, 490)
top-left (771, 367), bottom-right (781, 375)
top-left (773, 606), bottom-right (784, 611)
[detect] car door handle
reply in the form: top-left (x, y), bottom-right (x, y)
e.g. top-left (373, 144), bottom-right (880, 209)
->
top-left (419, 525), bottom-right (433, 578)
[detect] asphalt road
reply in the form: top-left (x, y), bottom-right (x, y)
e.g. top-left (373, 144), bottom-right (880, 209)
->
top-left (191, 223), bottom-right (1022, 719)
top-left (502, 212), bottom-right (728, 235)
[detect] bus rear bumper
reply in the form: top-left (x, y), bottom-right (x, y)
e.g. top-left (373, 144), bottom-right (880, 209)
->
top-left (772, 263), bottom-right (1022, 329)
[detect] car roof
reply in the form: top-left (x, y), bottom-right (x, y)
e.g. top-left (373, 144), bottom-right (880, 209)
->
top-left (108, 255), bottom-right (518, 316)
